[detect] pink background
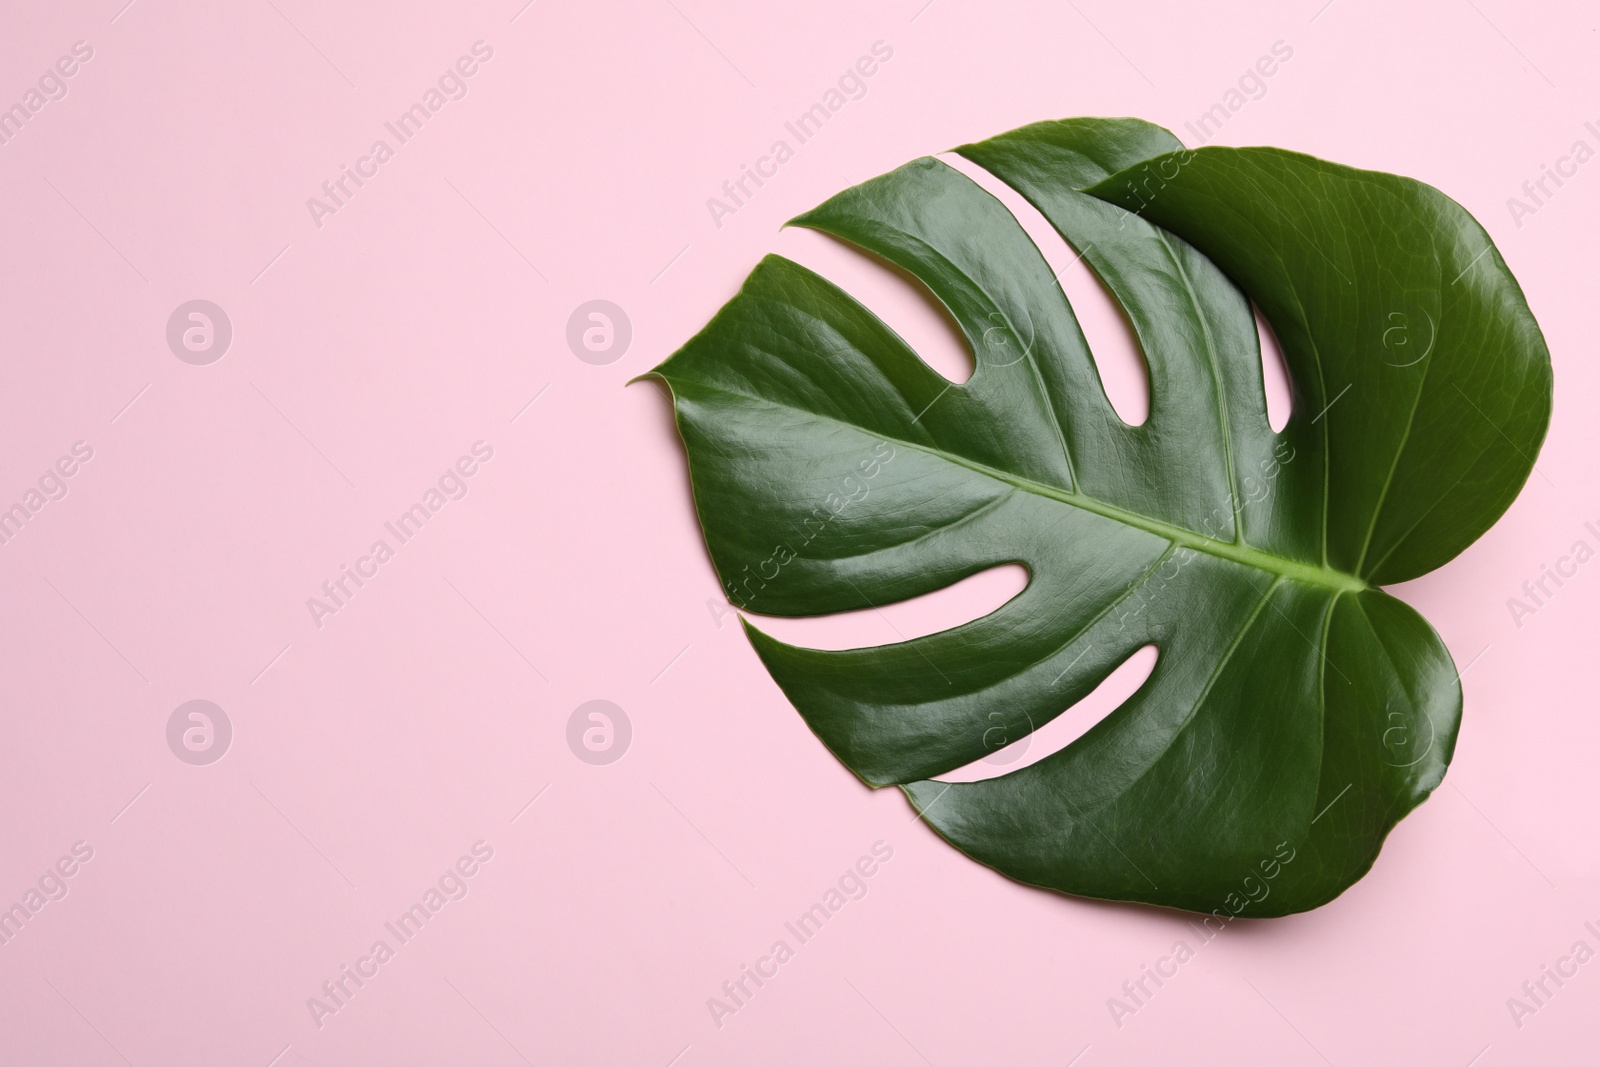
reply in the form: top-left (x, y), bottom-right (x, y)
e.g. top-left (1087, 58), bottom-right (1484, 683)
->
top-left (0, 0), bottom-right (1595, 1063)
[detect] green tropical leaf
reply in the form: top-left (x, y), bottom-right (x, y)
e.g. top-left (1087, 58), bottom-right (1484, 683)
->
top-left (644, 117), bottom-right (1551, 916)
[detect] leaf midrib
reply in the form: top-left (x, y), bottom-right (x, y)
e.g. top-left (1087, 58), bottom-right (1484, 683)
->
top-left (674, 376), bottom-right (1369, 594)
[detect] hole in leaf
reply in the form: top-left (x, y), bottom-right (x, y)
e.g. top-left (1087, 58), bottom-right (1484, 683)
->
top-left (748, 563), bottom-right (1029, 651)
top-left (934, 644), bottom-right (1159, 783)
top-left (1256, 303), bottom-right (1292, 432)
top-left (941, 152), bottom-right (1150, 426)
top-left (772, 226), bottom-right (974, 385)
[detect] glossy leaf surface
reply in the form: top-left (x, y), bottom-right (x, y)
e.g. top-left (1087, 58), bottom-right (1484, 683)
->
top-left (647, 118), bottom-right (1551, 915)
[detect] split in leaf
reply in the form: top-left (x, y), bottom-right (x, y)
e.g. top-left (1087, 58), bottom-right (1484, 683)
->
top-left (645, 118), bottom-right (1551, 915)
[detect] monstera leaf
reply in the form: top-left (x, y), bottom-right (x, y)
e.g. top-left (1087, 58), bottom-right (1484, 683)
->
top-left (645, 118), bottom-right (1551, 916)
